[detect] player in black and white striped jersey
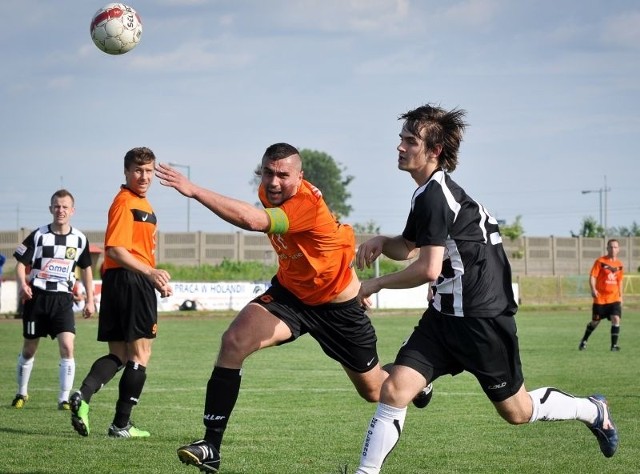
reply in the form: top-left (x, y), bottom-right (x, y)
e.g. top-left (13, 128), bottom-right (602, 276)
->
top-left (352, 104), bottom-right (618, 473)
top-left (12, 189), bottom-right (95, 410)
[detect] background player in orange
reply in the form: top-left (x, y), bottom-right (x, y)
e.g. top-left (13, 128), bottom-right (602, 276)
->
top-left (579, 239), bottom-right (624, 351)
top-left (156, 143), bottom-right (430, 473)
top-left (70, 147), bottom-right (172, 438)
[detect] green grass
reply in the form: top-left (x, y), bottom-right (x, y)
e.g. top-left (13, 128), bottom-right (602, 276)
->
top-left (0, 310), bottom-right (638, 474)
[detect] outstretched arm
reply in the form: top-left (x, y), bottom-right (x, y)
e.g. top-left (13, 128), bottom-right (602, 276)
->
top-left (156, 163), bottom-right (270, 232)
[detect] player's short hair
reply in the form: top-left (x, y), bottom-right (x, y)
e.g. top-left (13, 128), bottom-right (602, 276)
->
top-left (124, 147), bottom-right (156, 170)
top-left (51, 189), bottom-right (75, 206)
top-left (255, 143), bottom-right (301, 177)
top-left (263, 143), bottom-right (299, 162)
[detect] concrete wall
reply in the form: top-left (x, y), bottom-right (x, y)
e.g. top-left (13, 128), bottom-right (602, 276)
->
top-left (2, 230), bottom-right (638, 279)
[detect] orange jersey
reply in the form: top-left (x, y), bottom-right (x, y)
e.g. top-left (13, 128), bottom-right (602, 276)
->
top-left (590, 255), bottom-right (623, 304)
top-left (103, 186), bottom-right (158, 271)
top-left (259, 180), bottom-right (355, 305)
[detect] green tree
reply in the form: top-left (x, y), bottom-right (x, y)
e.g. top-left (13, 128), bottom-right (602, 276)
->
top-left (609, 222), bottom-right (640, 237)
top-left (501, 215), bottom-right (525, 240)
top-left (298, 149), bottom-right (353, 218)
top-left (500, 215), bottom-right (525, 259)
top-left (352, 220), bottom-right (381, 235)
top-left (252, 148), bottom-right (354, 219)
top-left (571, 216), bottom-right (604, 238)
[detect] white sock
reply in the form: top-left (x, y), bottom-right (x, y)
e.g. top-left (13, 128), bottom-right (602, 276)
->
top-left (356, 403), bottom-right (407, 474)
top-left (59, 358), bottom-right (75, 403)
top-left (16, 354), bottom-right (34, 396)
top-left (528, 387), bottom-right (598, 425)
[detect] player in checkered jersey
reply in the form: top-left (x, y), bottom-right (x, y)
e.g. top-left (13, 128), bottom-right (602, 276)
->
top-left (12, 189), bottom-right (96, 411)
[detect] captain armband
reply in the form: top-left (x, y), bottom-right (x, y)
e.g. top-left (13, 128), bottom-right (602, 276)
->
top-left (265, 208), bottom-right (289, 234)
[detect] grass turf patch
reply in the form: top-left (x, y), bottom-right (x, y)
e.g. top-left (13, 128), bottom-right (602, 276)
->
top-left (0, 310), bottom-right (638, 473)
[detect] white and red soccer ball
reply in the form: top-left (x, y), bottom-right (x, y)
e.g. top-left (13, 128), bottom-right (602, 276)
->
top-left (90, 3), bottom-right (142, 55)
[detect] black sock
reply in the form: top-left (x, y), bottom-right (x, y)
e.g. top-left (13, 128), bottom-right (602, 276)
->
top-left (113, 361), bottom-right (147, 428)
top-left (203, 366), bottom-right (242, 451)
top-left (582, 323), bottom-right (595, 342)
top-left (611, 325), bottom-right (620, 347)
top-left (80, 354), bottom-right (123, 403)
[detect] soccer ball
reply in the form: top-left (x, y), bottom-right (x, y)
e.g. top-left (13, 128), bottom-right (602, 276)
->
top-left (90, 3), bottom-right (142, 55)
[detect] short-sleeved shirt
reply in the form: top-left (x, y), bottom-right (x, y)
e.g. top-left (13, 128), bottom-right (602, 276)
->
top-left (14, 225), bottom-right (92, 293)
top-left (402, 169), bottom-right (517, 318)
top-left (259, 180), bottom-right (355, 306)
top-left (102, 185), bottom-right (157, 270)
top-left (590, 255), bottom-right (623, 304)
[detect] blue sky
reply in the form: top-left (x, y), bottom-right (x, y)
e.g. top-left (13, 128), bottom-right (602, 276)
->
top-left (1, 0), bottom-right (638, 238)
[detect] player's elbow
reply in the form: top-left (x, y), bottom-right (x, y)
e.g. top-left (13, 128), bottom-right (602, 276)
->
top-left (240, 212), bottom-right (271, 232)
top-left (421, 265), bottom-right (441, 283)
top-left (239, 216), bottom-right (269, 232)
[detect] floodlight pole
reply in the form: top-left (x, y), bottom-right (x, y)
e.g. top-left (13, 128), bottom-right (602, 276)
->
top-left (581, 175), bottom-right (610, 236)
top-left (168, 162), bottom-right (191, 232)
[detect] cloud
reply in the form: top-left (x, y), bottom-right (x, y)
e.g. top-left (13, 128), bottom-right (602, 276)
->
top-left (601, 10), bottom-right (640, 49)
top-left (354, 50), bottom-right (435, 75)
top-left (46, 75), bottom-right (75, 90)
top-left (129, 41), bottom-right (254, 72)
top-left (438, 0), bottom-right (501, 29)
top-left (275, 0), bottom-right (411, 33)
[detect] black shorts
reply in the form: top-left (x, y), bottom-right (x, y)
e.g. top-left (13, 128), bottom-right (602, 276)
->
top-left (22, 288), bottom-right (75, 339)
top-left (395, 306), bottom-right (524, 402)
top-left (98, 269), bottom-right (158, 342)
top-left (592, 302), bottom-right (622, 321)
top-left (252, 278), bottom-right (379, 373)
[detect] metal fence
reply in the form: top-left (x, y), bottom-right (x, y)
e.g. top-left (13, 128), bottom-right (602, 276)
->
top-left (1, 230), bottom-right (639, 277)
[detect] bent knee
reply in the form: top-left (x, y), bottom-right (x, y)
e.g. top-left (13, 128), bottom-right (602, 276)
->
top-left (220, 328), bottom-right (255, 358)
top-left (21, 349), bottom-right (36, 359)
top-left (495, 402), bottom-right (532, 425)
top-left (500, 413), bottom-right (530, 425)
top-left (358, 387), bottom-right (381, 403)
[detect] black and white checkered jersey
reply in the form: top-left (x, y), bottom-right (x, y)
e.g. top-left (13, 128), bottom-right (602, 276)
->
top-left (402, 170), bottom-right (518, 318)
top-left (13, 225), bottom-right (92, 293)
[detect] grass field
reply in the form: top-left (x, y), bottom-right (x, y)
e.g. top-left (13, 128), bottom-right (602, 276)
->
top-left (0, 310), bottom-right (638, 474)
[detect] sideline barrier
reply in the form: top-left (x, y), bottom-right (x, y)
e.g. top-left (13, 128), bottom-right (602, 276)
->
top-left (0, 281), bottom-right (520, 313)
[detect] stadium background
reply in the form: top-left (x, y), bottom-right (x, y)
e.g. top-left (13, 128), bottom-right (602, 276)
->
top-left (1, 231), bottom-right (638, 308)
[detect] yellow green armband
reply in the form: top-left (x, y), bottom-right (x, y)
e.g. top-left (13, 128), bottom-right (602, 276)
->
top-left (265, 208), bottom-right (289, 234)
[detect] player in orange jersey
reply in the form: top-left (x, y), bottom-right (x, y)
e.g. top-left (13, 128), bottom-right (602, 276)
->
top-left (70, 147), bottom-right (172, 439)
top-left (157, 143), bottom-right (431, 473)
top-left (579, 239), bottom-right (624, 351)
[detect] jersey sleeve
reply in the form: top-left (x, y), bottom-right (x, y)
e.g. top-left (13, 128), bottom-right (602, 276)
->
top-left (13, 230), bottom-right (37, 265)
top-left (105, 199), bottom-right (134, 249)
top-left (617, 262), bottom-right (624, 283)
top-left (589, 259), bottom-right (601, 279)
top-left (77, 239), bottom-right (93, 269)
top-left (405, 184), bottom-right (449, 247)
top-left (274, 192), bottom-right (317, 234)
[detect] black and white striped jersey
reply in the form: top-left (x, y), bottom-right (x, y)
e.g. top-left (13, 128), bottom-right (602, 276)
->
top-left (14, 225), bottom-right (93, 293)
top-left (402, 170), bottom-right (518, 318)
